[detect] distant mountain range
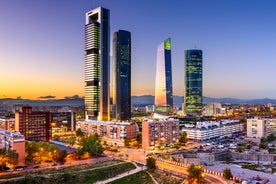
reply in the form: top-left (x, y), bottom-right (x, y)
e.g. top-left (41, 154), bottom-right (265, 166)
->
top-left (0, 95), bottom-right (275, 107)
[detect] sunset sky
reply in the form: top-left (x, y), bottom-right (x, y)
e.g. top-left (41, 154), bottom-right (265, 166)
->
top-left (1, 0), bottom-right (276, 99)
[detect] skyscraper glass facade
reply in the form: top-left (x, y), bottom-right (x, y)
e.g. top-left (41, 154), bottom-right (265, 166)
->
top-left (85, 7), bottom-right (110, 121)
top-left (184, 49), bottom-right (203, 116)
top-left (154, 38), bottom-right (173, 114)
top-left (112, 30), bottom-right (131, 121)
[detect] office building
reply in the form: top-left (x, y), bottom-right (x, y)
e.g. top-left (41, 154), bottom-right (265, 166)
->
top-left (15, 106), bottom-right (52, 142)
top-left (142, 118), bottom-right (179, 150)
top-left (184, 49), bottom-right (203, 116)
top-left (76, 120), bottom-right (137, 147)
top-left (204, 103), bottom-right (222, 116)
top-left (112, 30), bottom-right (131, 121)
top-left (155, 38), bottom-right (173, 115)
top-left (85, 7), bottom-right (110, 121)
top-left (0, 130), bottom-right (25, 166)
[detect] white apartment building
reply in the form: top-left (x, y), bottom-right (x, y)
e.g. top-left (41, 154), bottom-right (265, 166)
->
top-left (181, 120), bottom-right (244, 141)
top-left (247, 118), bottom-right (276, 138)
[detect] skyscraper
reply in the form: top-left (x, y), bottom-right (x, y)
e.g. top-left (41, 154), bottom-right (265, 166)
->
top-left (85, 7), bottom-right (110, 121)
top-left (184, 49), bottom-right (203, 116)
top-left (154, 38), bottom-right (173, 115)
top-left (112, 30), bottom-right (131, 121)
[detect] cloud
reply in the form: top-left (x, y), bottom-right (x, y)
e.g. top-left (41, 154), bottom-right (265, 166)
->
top-left (64, 95), bottom-right (82, 100)
top-left (38, 95), bottom-right (56, 99)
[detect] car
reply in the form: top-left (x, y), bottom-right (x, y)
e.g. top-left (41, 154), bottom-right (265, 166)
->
top-left (7, 169), bottom-right (13, 172)
top-left (16, 168), bottom-right (23, 171)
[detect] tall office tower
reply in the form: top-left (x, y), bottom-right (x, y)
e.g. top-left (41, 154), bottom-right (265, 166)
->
top-left (184, 49), bottom-right (203, 116)
top-left (112, 30), bottom-right (131, 121)
top-left (154, 38), bottom-right (173, 115)
top-left (85, 7), bottom-right (110, 121)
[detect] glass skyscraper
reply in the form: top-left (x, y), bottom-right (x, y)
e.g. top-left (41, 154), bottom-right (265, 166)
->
top-left (184, 49), bottom-right (203, 116)
top-left (112, 30), bottom-right (131, 121)
top-left (85, 7), bottom-right (110, 121)
top-left (154, 38), bottom-right (173, 115)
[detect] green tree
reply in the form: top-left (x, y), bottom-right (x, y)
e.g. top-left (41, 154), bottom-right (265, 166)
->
top-left (223, 167), bottom-right (233, 180)
top-left (7, 150), bottom-right (18, 168)
top-left (146, 156), bottom-right (156, 169)
top-left (136, 133), bottom-right (142, 144)
top-left (124, 138), bottom-right (131, 147)
top-left (187, 164), bottom-right (204, 184)
top-left (179, 131), bottom-right (188, 144)
top-left (78, 134), bottom-right (103, 157)
top-left (259, 142), bottom-right (268, 149)
top-left (267, 133), bottom-right (276, 142)
top-left (25, 141), bottom-right (39, 164)
top-left (76, 128), bottom-right (84, 137)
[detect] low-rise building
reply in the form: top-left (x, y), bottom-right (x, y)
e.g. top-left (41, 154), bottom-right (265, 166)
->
top-left (0, 129), bottom-right (25, 166)
top-left (76, 120), bottom-right (137, 147)
top-left (181, 120), bottom-right (244, 141)
top-left (142, 118), bottom-right (179, 150)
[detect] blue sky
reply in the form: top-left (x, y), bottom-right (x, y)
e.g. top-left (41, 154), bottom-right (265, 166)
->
top-left (0, 0), bottom-right (276, 99)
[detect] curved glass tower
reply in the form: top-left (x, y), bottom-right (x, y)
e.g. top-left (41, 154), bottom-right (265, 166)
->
top-left (112, 30), bottom-right (131, 121)
top-left (85, 7), bottom-right (110, 121)
top-left (154, 38), bottom-right (173, 115)
top-left (184, 49), bottom-right (203, 116)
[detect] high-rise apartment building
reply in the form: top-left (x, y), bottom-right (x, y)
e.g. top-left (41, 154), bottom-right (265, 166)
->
top-left (85, 7), bottom-right (110, 121)
top-left (112, 30), bottom-right (131, 121)
top-left (154, 38), bottom-right (173, 114)
top-left (15, 106), bottom-right (52, 142)
top-left (184, 49), bottom-right (203, 116)
top-left (142, 118), bottom-right (179, 150)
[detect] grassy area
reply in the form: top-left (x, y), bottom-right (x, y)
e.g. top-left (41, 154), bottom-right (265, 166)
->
top-left (148, 169), bottom-right (185, 184)
top-left (107, 171), bottom-right (154, 184)
top-left (0, 162), bottom-right (136, 184)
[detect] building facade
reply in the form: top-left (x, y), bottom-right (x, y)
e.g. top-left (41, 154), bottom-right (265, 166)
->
top-left (52, 112), bottom-right (76, 133)
top-left (184, 49), bottom-right (203, 116)
top-left (182, 120), bottom-right (244, 141)
top-left (0, 130), bottom-right (25, 166)
top-left (155, 38), bottom-right (173, 115)
top-left (112, 30), bottom-right (131, 121)
top-left (0, 117), bottom-right (15, 131)
top-left (85, 7), bottom-right (110, 121)
top-left (15, 106), bottom-right (52, 142)
top-left (247, 118), bottom-right (276, 138)
top-left (76, 120), bottom-right (137, 147)
top-left (142, 118), bottom-right (179, 150)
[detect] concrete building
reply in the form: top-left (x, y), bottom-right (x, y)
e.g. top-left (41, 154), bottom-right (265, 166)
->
top-left (204, 103), bottom-right (222, 116)
top-left (76, 120), bottom-right (137, 147)
top-left (52, 111), bottom-right (76, 133)
top-left (0, 129), bottom-right (25, 166)
top-left (142, 118), bottom-right (179, 150)
top-left (247, 118), bottom-right (276, 138)
top-left (0, 117), bottom-right (15, 131)
top-left (15, 106), bottom-right (52, 142)
top-left (181, 120), bottom-right (244, 141)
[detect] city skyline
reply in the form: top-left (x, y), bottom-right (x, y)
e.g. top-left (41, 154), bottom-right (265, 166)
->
top-left (1, 0), bottom-right (276, 99)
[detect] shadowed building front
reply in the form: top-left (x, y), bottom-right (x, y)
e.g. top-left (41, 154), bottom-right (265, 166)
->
top-left (154, 38), bottom-right (173, 115)
top-left (112, 30), bottom-right (131, 121)
top-left (84, 7), bottom-right (110, 121)
top-left (184, 49), bottom-right (203, 116)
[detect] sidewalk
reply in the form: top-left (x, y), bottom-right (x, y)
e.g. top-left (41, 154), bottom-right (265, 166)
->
top-left (95, 162), bottom-right (146, 184)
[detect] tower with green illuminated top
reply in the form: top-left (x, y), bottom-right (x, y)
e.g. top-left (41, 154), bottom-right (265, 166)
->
top-left (154, 38), bottom-right (173, 115)
top-left (184, 49), bottom-right (203, 116)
